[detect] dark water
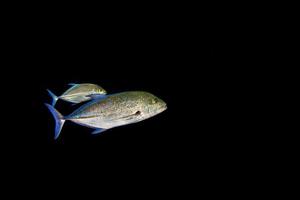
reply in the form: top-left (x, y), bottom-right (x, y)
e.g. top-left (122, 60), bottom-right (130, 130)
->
top-left (6, 23), bottom-right (214, 146)
top-left (3, 22), bottom-right (218, 168)
top-left (2, 12), bottom-right (264, 195)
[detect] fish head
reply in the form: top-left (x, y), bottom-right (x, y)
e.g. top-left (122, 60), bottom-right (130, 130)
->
top-left (139, 92), bottom-right (167, 119)
top-left (94, 86), bottom-right (107, 95)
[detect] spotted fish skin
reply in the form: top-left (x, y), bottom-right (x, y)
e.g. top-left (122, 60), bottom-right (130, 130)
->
top-left (66, 91), bottom-right (167, 129)
top-left (45, 91), bottom-right (167, 139)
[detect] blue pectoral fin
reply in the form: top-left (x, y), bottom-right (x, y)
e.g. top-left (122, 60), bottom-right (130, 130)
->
top-left (91, 128), bottom-right (107, 135)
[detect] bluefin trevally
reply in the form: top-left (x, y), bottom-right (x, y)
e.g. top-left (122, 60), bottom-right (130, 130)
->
top-left (47, 83), bottom-right (107, 106)
top-left (45, 91), bottom-right (167, 139)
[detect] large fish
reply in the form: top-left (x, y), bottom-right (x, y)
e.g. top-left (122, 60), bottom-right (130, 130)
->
top-left (45, 91), bottom-right (167, 139)
top-left (47, 83), bottom-right (107, 106)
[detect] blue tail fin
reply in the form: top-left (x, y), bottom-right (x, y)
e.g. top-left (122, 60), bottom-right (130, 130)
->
top-left (47, 89), bottom-right (59, 107)
top-left (45, 103), bottom-right (65, 140)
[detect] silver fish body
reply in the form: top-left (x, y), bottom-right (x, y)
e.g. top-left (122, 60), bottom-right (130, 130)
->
top-left (47, 83), bottom-right (107, 106)
top-left (45, 91), bottom-right (167, 139)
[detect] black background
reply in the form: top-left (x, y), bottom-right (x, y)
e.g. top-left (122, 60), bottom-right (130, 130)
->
top-left (1, 5), bottom-right (264, 196)
top-left (5, 12), bottom-right (216, 148)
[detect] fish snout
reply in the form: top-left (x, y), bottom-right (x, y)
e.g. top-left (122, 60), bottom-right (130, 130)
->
top-left (159, 101), bottom-right (167, 111)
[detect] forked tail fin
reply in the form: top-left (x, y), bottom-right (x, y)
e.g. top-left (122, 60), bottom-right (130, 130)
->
top-left (45, 103), bottom-right (65, 140)
top-left (47, 89), bottom-right (59, 107)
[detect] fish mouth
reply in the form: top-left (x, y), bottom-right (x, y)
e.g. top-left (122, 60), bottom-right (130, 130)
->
top-left (159, 103), bottom-right (167, 111)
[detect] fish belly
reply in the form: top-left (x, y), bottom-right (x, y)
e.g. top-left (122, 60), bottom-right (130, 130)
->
top-left (71, 117), bottom-right (106, 129)
top-left (71, 116), bottom-right (141, 129)
top-left (61, 95), bottom-right (90, 103)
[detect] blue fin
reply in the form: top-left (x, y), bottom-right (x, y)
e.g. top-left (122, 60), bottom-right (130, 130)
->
top-left (68, 83), bottom-right (77, 86)
top-left (91, 128), bottom-right (107, 135)
top-left (45, 103), bottom-right (66, 140)
top-left (47, 89), bottom-right (59, 107)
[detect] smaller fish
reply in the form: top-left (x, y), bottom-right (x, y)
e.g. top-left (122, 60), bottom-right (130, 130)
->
top-left (47, 83), bottom-right (107, 107)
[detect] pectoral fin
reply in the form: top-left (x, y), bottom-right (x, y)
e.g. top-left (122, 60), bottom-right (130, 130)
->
top-left (91, 128), bottom-right (107, 135)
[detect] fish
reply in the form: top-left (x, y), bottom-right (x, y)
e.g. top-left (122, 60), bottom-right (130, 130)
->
top-left (45, 91), bottom-right (167, 140)
top-left (47, 83), bottom-right (107, 106)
